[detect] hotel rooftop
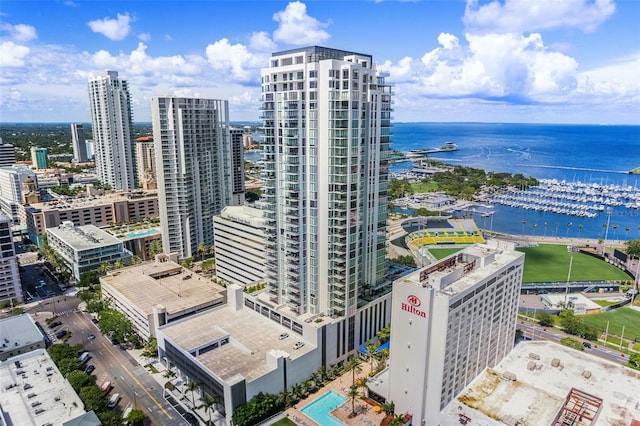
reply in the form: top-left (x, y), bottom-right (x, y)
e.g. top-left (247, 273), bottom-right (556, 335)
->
top-left (0, 349), bottom-right (86, 425)
top-left (437, 340), bottom-right (640, 425)
top-left (101, 258), bottom-right (225, 316)
top-left (160, 304), bottom-right (315, 382)
top-left (47, 223), bottom-right (121, 250)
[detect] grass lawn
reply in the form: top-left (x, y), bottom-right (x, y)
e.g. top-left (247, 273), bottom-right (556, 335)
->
top-left (429, 247), bottom-right (464, 260)
top-left (593, 300), bottom-right (619, 307)
top-left (581, 308), bottom-right (640, 340)
top-left (517, 244), bottom-right (630, 283)
top-left (270, 418), bottom-right (296, 426)
top-left (411, 181), bottom-right (438, 193)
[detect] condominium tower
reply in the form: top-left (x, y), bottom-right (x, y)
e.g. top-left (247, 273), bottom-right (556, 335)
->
top-left (87, 71), bottom-right (137, 190)
top-left (259, 46), bottom-right (392, 318)
top-left (70, 123), bottom-right (89, 163)
top-left (151, 97), bottom-right (242, 259)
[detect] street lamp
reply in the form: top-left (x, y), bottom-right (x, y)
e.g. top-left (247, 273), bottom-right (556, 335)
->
top-left (602, 207), bottom-right (612, 256)
top-left (564, 245), bottom-right (579, 308)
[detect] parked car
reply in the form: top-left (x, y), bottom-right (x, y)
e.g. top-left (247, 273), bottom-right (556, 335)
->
top-left (110, 337), bottom-right (120, 346)
top-left (87, 332), bottom-right (95, 340)
top-left (48, 321), bottom-right (62, 329)
top-left (84, 365), bottom-right (95, 374)
top-left (583, 341), bottom-right (592, 349)
top-left (100, 381), bottom-right (111, 392)
top-left (107, 393), bottom-right (120, 409)
top-left (91, 318), bottom-right (99, 324)
top-left (55, 330), bottom-right (68, 339)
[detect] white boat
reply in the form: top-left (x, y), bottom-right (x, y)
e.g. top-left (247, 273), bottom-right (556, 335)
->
top-left (406, 149), bottom-right (429, 158)
top-left (425, 142), bottom-right (459, 154)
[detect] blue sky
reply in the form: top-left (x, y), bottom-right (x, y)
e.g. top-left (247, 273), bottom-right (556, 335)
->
top-left (1, 0), bottom-right (639, 124)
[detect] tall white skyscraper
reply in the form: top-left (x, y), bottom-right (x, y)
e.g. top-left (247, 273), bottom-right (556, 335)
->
top-left (259, 46), bottom-right (392, 319)
top-left (70, 123), bottom-right (88, 163)
top-left (151, 97), bottom-right (242, 259)
top-left (378, 241), bottom-right (524, 423)
top-left (87, 71), bottom-right (137, 190)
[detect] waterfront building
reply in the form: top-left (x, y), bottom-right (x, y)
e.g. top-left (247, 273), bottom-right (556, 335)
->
top-left (46, 221), bottom-right (132, 281)
top-left (259, 46), bottom-right (392, 328)
top-left (0, 214), bottom-right (22, 305)
top-left (20, 190), bottom-right (159, 247)
top-left (30, 147), bottom-right (49, 169)
top-left (152, 97), bottom-right (242, 259)
top-left (367, 240), bottom-right (524, 423)
top-left (70, 123), bottom-right (89, 163)
top-left (0, 165), bottom-right (37, 222)
top-left (0, 138), bottom-right (16, 167)
top-left (213, 205), bottom-right (266, 286)
top-left (87, 71), bottom-right (137, 190)
top-left (100, 254), bottom-right (225, 340)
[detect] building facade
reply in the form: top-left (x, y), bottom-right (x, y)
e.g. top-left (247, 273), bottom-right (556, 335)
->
top-left (375, 240), bottom-right (524, 423)
top-left (21, 191), bottom-right (159, 247)
top-left (46, 221), bottom-right (132, 281)
top-left (0, 165), bottom-right (37, 222)
top-left (213, 205), bottom-right (266, 286)
top-left (87, 71), bottom-right (137, 190)
top-left (135, 136), bottom-right (156, 187)
top-left (0, 214), bottom-right (22, 305)
top-left (229, 128), bottom-right (246, 206)
top-left (152, 97), bottom-right (242, 259)
top-left (30, 147), bottom-right (49, 169)
top-left (70, 123), bottom-right (89, 163)
top-left (0, 138), bottom-right (16, 167)
top-left (259, 46), bottom-right (392, 326)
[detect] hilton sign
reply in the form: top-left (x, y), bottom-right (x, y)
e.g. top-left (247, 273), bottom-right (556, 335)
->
top-left (401, 294), bottom-right (427, 318)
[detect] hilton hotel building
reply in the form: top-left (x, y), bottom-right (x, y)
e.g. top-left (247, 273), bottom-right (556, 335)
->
top-left (369, 240), bottom-right (524, 424)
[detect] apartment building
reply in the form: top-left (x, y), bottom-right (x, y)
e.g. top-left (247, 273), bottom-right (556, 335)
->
top-left (70, 123), bottom-right (89, 163)
top-left (0, 214), bottom-right (22, 305)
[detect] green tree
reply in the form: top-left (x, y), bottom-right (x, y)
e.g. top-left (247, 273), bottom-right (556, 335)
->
top-left (78, 271), bottom-right (99, 288)
top-left (48, 343), bottom-right (83, 364)
top-left (537, 312), bottom-right (555, 327)
top-left (348, 384), bottom-right (360, 416)
top-left (79, 385), bottom-right (107, 412)
top-left (559, 336), bottom-right (584, 351)
top-left (185, 380), bottom-right (200, 409)
top-left (125, 409), bottom-right (146, 426)
top-left (345, 355), bottom-right (362, 387)
top-left (58, 358), bottom-right (82, 376)
top-left (381, 400), bottom-right (396, 417)
top-left (142, 336), bottom-right (158, 358)
top-left (97, 410), bottom-right (122, 426)
top-left (98, 308), bottom-right (132, 341)
top-left (625, 239), bottom-right (640, 259)
top-left (365, 340), bottom-right (379, 371)
top-left (147, 240), bottom-right (162, 258)
top-left (629, 353), bottom-right (640, 369)
top-left (200, 395), bottom-right (220, 425)
top-left (197, 242), bottom-right (208, 261)
top-left (66, 370), bottom-right (94, 392)
top-left (376, 326), bottom-right (391, 344)
top-left (558, 310), bottom-right (582, 336)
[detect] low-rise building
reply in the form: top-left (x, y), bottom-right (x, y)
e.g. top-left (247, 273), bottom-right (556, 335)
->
top-left (437, 340), bottom-right (640, 425)
top-left (213, 205), bottom-right (266, 286)
top-left (100, 254), bottom-right (226, 340)
top-left (46, 221), bottom-right (132, 281)
top-left (0, 349), bottom-right (87, 425)
top-left (21, 189), bottom-right (159, 247)
top-left (0, 314), bottom-right (45, 361)
top-left (0, 165), bottom-right (37, 222)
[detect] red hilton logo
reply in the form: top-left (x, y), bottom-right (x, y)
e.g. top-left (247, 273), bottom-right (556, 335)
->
top-left (402, 295), bottom-right (427, 318)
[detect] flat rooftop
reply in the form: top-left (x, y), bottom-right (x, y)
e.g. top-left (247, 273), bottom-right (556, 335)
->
top-left (395, 240), bottom-right (524, 296)
top-left (0, 314), bottom-right (44, 354)
top-left (28, 190), bottom-right (157, 211)
top-left (160, 306), bottom-right (315, 382)
top-left (438, 341), bottom-right (640, 425)
top-left (0, 349), bottom-right (86, 425)
top-left (101, 260), bottom-right (225, 316)
top-left (47, 223), bottom-right (121, 250)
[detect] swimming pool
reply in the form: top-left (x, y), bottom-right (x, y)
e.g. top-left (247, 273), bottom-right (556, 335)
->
top-left (126, 228), bottom-right (160, 238)
top-left (300, 390), bottom-right (346, 426)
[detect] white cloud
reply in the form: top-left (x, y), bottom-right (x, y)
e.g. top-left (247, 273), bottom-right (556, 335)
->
top-left (273, 1), bottom-right (330, 45)
top-left (249, 31), bottom-right (276, 52)
top-left (87, 13), bottom-right (133, 41)
top-left (464, 0), bottom-right (615, 34)
top-left (0, 41), bottom-right (30, 67)
top-left (1, 23), bottom-right (37, 42)
top-left (205, 38), bottom-right (266, 82)
top-left (138, 33), bottom-right (150, 42)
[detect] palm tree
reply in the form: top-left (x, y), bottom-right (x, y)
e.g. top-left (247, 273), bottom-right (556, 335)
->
top-left (578, 224), bottom-right (584, 237)
top-left (521, 219), bottom-right (527, 234)
top-left (185, 381), bottom-right (199, 409)
top-left (381, 400), bottom-right (395, 417)
top-left (317, 365), bottom-right (328, 383)
top-left (365, 340), bottom-right (379, 371)
top-left (625, 226), bottom-right (631, 239)
top-left (197, 242), bottom-right (207, 261)
top-left (98, 261), bottom-right (111, 275)
top-left (348, 385), bottom-right (360, 416)
top-left (532, 223), bottom-right (538, 235)
top-left (291, 383), bottom-right (305, 402)
top-left (566, 222), bottom-right (572, 237)
top-left (208, 245), bottom-right (216, 257)
top-left (200, 395), bottom-right (219, 425)
top-left (613, 224), bottom-right (619, 240)
top-left (543, 221), bottom-right (549, 237)
top-left (163, 369), bottom-right (176, 380)
top-left (131, 255), bottom-right (141, 265)
top-left (310, 371), bottom-right (322, 388)
top-left (148, 240), bottom-right (162, 258)
top-left (114, 258), bottom-right (124, 269)
top-left (277, 389), bottom-right (293, 409)
top-left (388, 414), bottom-right (405, 426)
top-left (345, 356), bottom-right (362, 387)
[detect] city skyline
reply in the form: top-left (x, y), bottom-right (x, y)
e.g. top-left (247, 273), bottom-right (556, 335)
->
top-left (1, 0), bottom-right (638, 125)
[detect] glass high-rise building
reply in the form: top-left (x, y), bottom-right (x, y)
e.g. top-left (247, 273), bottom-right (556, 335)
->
top-left (259, 46), bottom-right (392, 319)
top-left (70, 123), bottom-right (88, 163)
top-left (87, 71), bottom-right (137, 190)
top-left (151, 97), bottom-right (243, 259)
